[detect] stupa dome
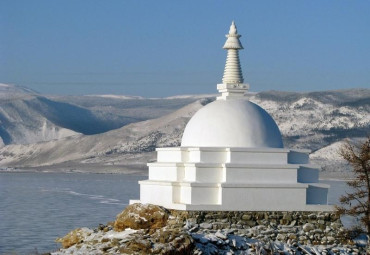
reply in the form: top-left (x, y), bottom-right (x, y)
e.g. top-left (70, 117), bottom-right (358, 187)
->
top-left (181, 99), bottom-right (283, 148)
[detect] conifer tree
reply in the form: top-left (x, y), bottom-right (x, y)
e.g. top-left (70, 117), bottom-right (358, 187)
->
top-left (336, 137), bottom-right (370, 233)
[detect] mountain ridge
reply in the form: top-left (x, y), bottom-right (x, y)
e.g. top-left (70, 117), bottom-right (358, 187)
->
top-left (0, 83), bottom-right (368, 177)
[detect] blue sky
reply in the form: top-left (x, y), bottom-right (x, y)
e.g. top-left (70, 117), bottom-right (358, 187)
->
top-left (1, 1), bottom-right (369, 97)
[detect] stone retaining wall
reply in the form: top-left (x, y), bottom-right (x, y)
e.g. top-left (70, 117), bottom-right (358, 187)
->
top-left (54, 204), bottom-right (362, 254)
top-left (168, 210), bottom-right (350, 245)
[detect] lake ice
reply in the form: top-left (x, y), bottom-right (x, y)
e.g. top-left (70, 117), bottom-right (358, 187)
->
top-left (0, 172), bottom-right (145, 254)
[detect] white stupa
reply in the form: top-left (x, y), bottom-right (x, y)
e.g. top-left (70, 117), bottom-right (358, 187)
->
top-left (132, 22), bottom-right (332, 211)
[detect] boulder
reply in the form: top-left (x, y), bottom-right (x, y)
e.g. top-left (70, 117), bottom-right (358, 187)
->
top-left (114, 203), bottom-right (169, 231)
top-left (119, 238), bottom-right (152, 254)
top-left (303, 223), bottom-right (315, 232)
top-left (56, 228), bottom-right (92, 249)
top-left (119, 228), bottom-right (194, 255)
top-left (154, 228), bottom-right (194, 254)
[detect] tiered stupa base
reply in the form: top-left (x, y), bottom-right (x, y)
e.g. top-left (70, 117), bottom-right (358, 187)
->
top-left (131, 147), bottom-right (333, 211)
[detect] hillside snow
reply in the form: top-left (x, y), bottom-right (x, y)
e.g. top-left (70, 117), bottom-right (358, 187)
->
top-left (0, 84), bottom-right (199, 145)
top-left (0, 99), bottom-right (209, 170)
top-left (0, 84), bottom-right (368, 177)
top-left (249, 89), bottom-right (370, 151)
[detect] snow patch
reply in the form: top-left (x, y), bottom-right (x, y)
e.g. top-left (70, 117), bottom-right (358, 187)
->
top-left (86, 94), bottom-right (144, 100)
top-left (103, 228), bottom-right (137, 240)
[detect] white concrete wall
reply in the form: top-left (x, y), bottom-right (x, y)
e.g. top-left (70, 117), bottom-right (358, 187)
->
top-left (224, 167), bottom-right (298, 183)
top-left (148, 164), bottom-right (184, 182)
top-left (157, 148), bottom-right (184, 163)
top-left (183, 165), bottom-right (223, 182)
top-left (179, 186), bottom-right (192, 204)
top-left (306, 184), bottom-right (328, 204)
top-left (187, 149), bottom-right (227, 163)
top-left (200, 150), bottom-right (227, 163)
top-left (297, 166), bottom-right (319, 183)
top-left (178, 184), bottom-right (220, 205)
top-left (222, 186), bottom-right (307, 210)
top-left (288, 150), bottom-right (310, 164)
top-left (227, 151), bottom-right (288, 164)
top-left (192, 187), bottom-right (220, 204)
top-left (157, 147), bottom-right (291, 164)
top-left (139, 146), bottom-right (329, 211)
top-left (139, 182), bottom-right (174, 206)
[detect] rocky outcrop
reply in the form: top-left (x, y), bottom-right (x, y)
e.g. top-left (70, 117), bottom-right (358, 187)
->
top-left (54, 204), bottom-right (367, 254)
top-left (55, 227), bottom-right (93, 249)
top-left (120, 228), bottom-right (193, 255)
top-left (55, 204), bottom-right (194, 255)
top-left (114, 203), bottom-right (169, 231)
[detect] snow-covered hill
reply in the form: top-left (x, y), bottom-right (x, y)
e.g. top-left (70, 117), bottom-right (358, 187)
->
top-left (310, 137), bottom-right (368, 178)
top-left (0, 84), bottom-right (199, 145)
top-left (0, 83), bottom-right (38, 98)
top-left (0, 84), bottom-right (79, 145)
top-left (249, 89), bottom-right (370, 151)
top-left (0, 84), bottom-right (368, 178)
top-left (0, 99), bottom-right (210, 171)
top-left (49, 94), bottom-right (201, 132)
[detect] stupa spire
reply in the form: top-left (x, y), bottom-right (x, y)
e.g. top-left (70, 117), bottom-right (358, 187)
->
top-left (217, 21), bottom-right (249, 100)
top-left (222, 21), bottom-right (244, 83)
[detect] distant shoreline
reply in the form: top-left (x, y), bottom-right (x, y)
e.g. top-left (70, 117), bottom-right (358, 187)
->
top-left (0, 164), bottom-right (149, 175)
top-left (0, 166), bottom-right (352, 180)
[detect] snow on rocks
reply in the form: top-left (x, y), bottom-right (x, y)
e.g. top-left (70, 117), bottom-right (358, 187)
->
top-left (189, 226), bottom-right (365, 255)
top-left (302, 223), bottom-right (315, 232)
top-left (54, 203), bottom-right (194, 254)
top-left (53, 204), bottom-right (369, 254)
top-left (55, 227), bottom-right (93, 249)
top-left (114, 203), bottom-right (169, 231)
top-left (54, 224), bottom-right (193, 254)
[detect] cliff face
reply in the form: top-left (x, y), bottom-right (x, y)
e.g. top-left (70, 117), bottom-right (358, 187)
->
top-left (53, 204), bottom-right (365, 255)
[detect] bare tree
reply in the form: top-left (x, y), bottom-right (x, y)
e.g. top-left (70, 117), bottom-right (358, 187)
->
top-left (336, 136), bottom-right (370, 233)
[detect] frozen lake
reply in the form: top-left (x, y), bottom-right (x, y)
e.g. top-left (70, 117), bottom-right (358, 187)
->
top-left (0, 172), bottom-right (349, 254)
top-left (0, 172), bottom-right (145, 254)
